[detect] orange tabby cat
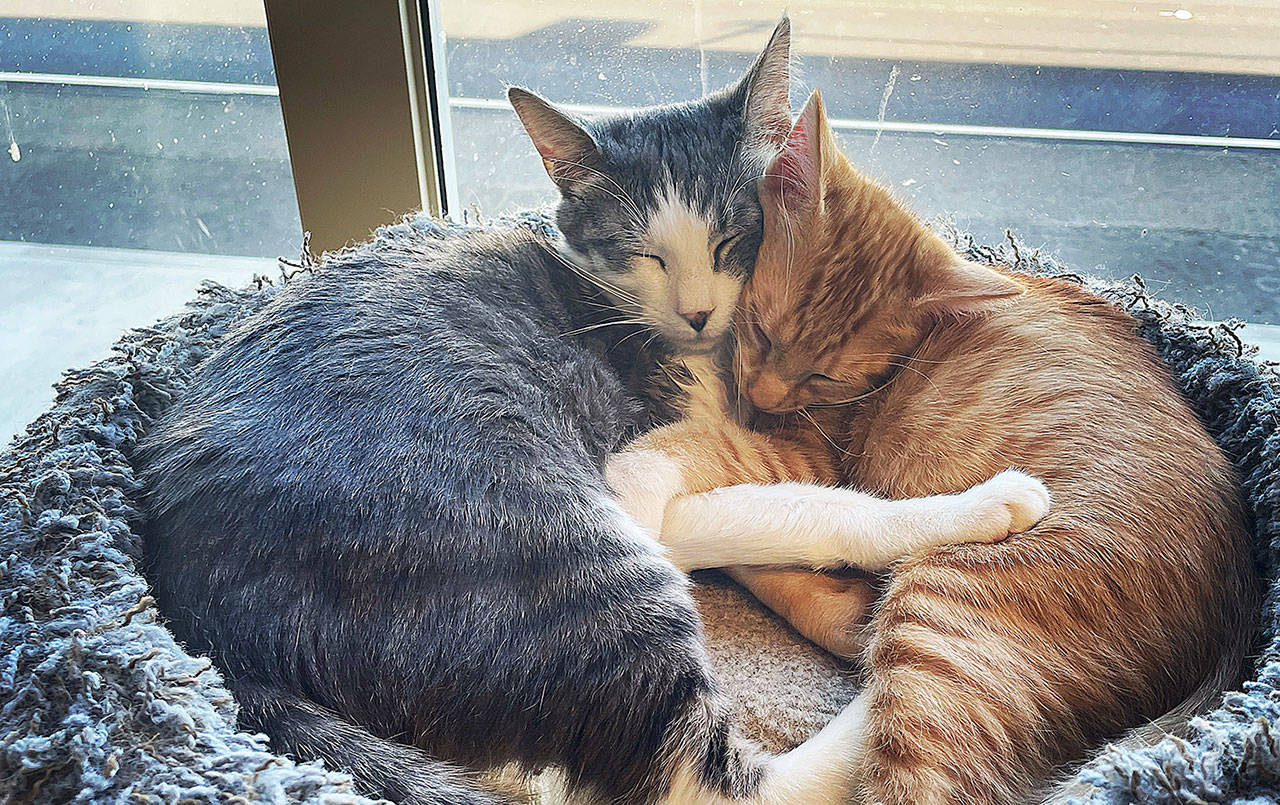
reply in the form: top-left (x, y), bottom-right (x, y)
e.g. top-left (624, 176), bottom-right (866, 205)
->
top-left (615, 90), bottom-right (1258, 803)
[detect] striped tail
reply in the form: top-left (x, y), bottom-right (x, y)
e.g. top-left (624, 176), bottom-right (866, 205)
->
top-left (232, 681), bottom-right (509, 805)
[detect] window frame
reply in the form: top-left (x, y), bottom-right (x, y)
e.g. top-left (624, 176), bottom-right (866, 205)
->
top-left (263, 0), bottom-right (456, 254)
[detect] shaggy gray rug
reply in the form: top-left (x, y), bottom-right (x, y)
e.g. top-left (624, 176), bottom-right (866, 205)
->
top-left (2, 212), bottom-right (1277, 803)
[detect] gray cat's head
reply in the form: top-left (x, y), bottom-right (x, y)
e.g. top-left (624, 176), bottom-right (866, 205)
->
top-left (509, 18), bottom-right (792, 355)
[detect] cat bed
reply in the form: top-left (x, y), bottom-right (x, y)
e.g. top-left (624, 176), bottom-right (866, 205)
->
top-left (2, 211), bottom-right (1277, 804)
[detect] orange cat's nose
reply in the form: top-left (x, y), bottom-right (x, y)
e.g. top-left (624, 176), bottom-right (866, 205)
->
top-left (748, 372), bottom-right (791, 413)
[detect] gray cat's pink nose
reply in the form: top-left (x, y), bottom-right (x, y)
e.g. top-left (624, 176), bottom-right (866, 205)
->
top-left (681, 310), bottom-right (713, 332)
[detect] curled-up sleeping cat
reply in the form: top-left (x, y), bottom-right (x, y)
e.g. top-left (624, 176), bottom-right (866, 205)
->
top-left (610, 90), bottom-right (1259, 804)
top-left (135, 21), bottom-right (1049, 805)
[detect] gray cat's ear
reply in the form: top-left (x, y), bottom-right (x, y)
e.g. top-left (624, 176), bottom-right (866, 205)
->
top-left (736, 16), bottom-right (792, 152)
top-left (916, 261), bottom-right (1025, 317)
top-left (760, 89), bottom-right (825, 217)
top-left (508, 87), bottom-right (603, 195)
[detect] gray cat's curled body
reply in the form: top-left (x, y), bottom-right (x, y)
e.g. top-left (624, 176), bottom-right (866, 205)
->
top-left (137, 21), bottom-right (865, 804)
top-left (139, 227), bottom-right (732, 803)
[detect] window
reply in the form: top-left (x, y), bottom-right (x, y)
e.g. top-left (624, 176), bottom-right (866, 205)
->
top-left (1, 1), bottom-right (299, 439)
top-left (6, 2), bottom-right (1278, 441)
top-left (435, 3), bottom-right (1280, 342)
top-left (1, 2), bottom-right (299, 254)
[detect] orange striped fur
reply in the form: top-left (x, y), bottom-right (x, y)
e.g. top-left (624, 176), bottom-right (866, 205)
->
top-left (728, 91), bottom-right (1258, 803)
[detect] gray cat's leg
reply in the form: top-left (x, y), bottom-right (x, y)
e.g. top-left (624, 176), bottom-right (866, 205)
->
top-left (233, 681), bottom-right (500, 805)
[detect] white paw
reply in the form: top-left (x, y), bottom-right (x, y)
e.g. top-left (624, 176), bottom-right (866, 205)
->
top-left (956, 469), bottom-right (1052, 543)
top-left (604, 450), bottom-right (683, 539)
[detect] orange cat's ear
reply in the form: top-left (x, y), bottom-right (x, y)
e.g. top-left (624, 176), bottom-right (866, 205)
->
top-left (736, 15), bottom-right (793, 152)
top-left (760, 89), bottom-right (827, 218)
top-left (916, 260), bottom-right (1025, 317)
top-left (508, 87), bottom-right (603, 196)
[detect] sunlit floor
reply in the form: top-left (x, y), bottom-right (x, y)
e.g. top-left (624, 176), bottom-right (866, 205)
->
top-left (3, 239), bottom-right (1277, 446)
top-left (0, 241), bottom-right (271, 442)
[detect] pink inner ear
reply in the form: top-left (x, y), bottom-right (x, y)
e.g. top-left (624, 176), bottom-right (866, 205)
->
top-left (766, 114), bottom-right (813, 201)
top-left (532, 132), bottom-right (573, 163)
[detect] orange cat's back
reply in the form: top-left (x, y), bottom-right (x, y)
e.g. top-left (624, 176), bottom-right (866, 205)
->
top-left (850, 274), bottom-right (1233, 503)
top-left (851, 273), bottom-right (1257, 802)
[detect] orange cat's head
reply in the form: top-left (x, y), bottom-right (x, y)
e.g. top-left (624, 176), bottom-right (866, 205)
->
top-left (737, 90), bottom-right (1027, 414)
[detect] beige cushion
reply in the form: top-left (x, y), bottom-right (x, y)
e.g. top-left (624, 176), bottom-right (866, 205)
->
top-left (692, 572), bottom-right (861, 753)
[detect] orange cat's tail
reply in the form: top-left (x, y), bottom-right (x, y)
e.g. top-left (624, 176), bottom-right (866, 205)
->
top-left (1040, 623), bottom-right (1251, 804)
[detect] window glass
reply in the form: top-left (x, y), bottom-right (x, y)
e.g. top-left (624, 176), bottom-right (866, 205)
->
top-left (1, 1), bottom-right (300, 254)
top-left (438, 2), bottom-right (1280, 333)
top-left (1, 1), bottom-right (300, 440)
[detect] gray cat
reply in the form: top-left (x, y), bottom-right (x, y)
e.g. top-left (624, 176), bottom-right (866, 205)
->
top-left (138, 21), bottom-right (868, 804)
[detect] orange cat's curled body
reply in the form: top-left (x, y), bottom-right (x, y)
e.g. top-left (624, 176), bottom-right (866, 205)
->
top-left (615, 90), bottom-right (1259, 804)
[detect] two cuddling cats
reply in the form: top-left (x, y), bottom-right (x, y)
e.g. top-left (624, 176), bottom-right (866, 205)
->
top-left (138, 18), bottom-right (1256, 805)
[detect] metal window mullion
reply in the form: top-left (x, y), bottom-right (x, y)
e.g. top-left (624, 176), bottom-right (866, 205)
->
top-left (417, 0), bottom-right (459, 217)
top-left (399, 0), bottom-right (457, 219)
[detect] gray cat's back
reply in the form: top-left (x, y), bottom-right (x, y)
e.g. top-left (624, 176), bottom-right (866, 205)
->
top-left (137, 226), bottom-right (712, 802)
top-left (147, 229), bottom-right (629, 511)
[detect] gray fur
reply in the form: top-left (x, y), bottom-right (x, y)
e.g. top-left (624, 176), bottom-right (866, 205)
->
top-left (5, 219), bottom-right (1277, 805)
top-left (530, 86), bottom-right (770, 284)
top-left (135, 22), bottom-right (792, 805)
top-left (509, 23), bottom-right (790, 283)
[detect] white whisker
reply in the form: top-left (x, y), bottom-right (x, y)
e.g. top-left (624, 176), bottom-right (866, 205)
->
top-left (538, 241), bottom-right (643, 307)
top-left (546, 158), bottom-right (646, 223)
top-left (800, 408), bottom-right (862, 460)
top-left (561, 318), bottom-right (654, 338)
